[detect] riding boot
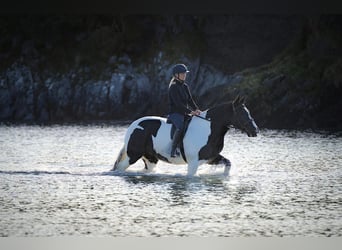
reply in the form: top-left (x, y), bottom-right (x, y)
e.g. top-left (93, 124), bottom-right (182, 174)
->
top-left (171, 129), bottom-right (182, 157)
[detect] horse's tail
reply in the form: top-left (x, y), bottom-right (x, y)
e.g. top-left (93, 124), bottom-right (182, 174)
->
top-left (112, 145), bottom-right (127, 171)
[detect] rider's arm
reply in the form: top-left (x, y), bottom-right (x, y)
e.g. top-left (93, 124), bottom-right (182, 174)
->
top-left (185, 84), bottom-right (199, 112)
top-left (169, 84), bottom-right (193, 115)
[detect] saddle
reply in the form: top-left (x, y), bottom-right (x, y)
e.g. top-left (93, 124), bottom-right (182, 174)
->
top-left (167, 115), bottom-right (191, 138)
top-left (166, 115), bottom-right (192, 162)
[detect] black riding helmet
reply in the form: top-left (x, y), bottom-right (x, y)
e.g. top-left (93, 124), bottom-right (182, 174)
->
top-left (172, 64), bottom-right (190, 76)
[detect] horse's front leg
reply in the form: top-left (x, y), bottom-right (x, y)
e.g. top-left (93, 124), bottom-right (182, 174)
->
top-left (208, 154), bottom-right (231, 176)
top-left (186, 160), bottom-right (200, 177)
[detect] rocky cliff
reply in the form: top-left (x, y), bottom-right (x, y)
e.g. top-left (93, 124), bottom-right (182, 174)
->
top-left (0, 15), bottom-right (341, 130)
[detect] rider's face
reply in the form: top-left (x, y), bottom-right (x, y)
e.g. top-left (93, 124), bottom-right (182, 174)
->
top-left (178, 72), bottom-right (187, 81)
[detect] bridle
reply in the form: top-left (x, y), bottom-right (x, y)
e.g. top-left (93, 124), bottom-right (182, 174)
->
top-left (190, 103), bottom-right (254, 130)
top-left (232, 102), bottom-right (253, 130)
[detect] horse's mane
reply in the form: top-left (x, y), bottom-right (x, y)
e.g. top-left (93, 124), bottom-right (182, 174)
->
top-left (208, 102), bottom-right (233, 112)
top-left (208, 96), bottom-right (246, 111)
top-left (206, 97), bottom-right (247, 121)
top-left (204, 102), bottom-right (234, 122)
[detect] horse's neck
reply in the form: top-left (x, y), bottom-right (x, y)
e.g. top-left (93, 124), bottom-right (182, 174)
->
top-left (202, 103), bottom-right (232, 144)
top-left (207, 103), bottom-right (233, 128)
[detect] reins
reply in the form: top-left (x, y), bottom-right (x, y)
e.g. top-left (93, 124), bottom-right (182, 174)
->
top-left (193, 114), bottom-right (211, 122)
top-left (187, 108), bottom-right (211, 122)
top-left (232, 102), bottom-right (253, 128)
top-left (190, 102), bottom-right (248, 125)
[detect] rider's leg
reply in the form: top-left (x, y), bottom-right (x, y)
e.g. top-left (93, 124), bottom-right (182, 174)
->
top-left (171, 128), bottom-right (182, 157)
top-left (167, 113), bottom-right (184, 157)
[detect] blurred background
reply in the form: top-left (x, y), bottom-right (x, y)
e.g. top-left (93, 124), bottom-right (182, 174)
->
top-left (0, 15), bottom-right (341, 130)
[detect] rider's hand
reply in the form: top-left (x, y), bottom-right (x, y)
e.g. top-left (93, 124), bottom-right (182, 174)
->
top-left (191, 110), bottom-right (201, 116)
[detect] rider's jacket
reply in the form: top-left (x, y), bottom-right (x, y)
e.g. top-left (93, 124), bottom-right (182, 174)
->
top-left (168, 78), bottom-right (198, 115)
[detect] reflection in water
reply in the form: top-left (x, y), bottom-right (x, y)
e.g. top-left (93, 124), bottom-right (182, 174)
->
top-left (121, 174), bottom-right (226, 206)
top-left (0, 125), bottom-right (341, 236)
top-left (120, 173), bottom-right (261, 210)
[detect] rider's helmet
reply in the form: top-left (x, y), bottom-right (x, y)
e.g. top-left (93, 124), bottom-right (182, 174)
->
top-left (172, 64), bottom-right (189, 76)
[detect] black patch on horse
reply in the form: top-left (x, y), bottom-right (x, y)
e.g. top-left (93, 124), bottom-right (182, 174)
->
top-left (138, 120), bottom-right (160, 137)
top-left (156, 153), bottom-right (170, 163)
top-left (126, 119), bottom-right (161, 165)
top-left (198, 104), bottom-right (231, 161)
top-left (198, 123), bottom-right (228, 161)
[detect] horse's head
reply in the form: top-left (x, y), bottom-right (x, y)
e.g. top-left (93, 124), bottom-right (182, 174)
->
top-left (231, 96), bottom-right (259, 137)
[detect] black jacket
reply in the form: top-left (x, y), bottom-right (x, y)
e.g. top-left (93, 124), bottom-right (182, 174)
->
top-left (168, 79), bottom-right (199, 115)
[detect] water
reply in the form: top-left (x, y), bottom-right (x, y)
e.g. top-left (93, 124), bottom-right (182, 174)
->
top-left (0, 124), bottom-right (341, 236)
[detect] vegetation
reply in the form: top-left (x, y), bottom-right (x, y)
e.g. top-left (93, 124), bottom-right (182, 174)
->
top-left (0, 15), bottom-right (341, 130)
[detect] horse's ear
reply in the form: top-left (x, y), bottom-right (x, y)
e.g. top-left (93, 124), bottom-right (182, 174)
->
top-left (233, 95), bottom-right (241, 105)
top-left (234, 95), bottom-right (244, 105)
top-left (241, 96), bottom-right (246, 104)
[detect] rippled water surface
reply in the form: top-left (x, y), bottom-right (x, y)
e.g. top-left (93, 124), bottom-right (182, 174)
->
top-left (0, 124), bottom-right (341, 236)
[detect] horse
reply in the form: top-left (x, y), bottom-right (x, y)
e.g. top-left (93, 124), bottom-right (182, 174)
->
top-left (111, 96), bottom-right (259, 177)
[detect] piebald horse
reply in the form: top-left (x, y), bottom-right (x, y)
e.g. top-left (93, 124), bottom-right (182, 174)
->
top-left (112, 96), bottom-right (259, 176)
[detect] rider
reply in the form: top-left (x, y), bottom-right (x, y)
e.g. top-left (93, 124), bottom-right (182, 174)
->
top-left (167, 63), bottom-right (201, 157)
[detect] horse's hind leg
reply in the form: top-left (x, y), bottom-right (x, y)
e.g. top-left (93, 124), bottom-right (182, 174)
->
top-left (142, 156), bottom-right (158, 173)
top-left (112, 146), bottom-right (130, 171)
top-left (222, 158), bottom-right (231, 176)
top-left (208, 154), bottom-right (231, 176)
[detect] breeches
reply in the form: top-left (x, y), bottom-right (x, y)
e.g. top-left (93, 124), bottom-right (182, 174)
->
top-left (167, 113), bottom-right (185, 130)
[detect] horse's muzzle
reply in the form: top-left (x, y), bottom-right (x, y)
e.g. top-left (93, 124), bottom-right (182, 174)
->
top-left (247, 131), bottom-right (258, 137)
top-left (247, 125), bottom-right (259, 137)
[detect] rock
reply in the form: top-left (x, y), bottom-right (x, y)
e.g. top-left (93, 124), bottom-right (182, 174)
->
top-left (48, 77), bottom-right (73, 120)
top-left (13, 86), bottom-right (35, 121)
top-left (108, 56), bottom-right (117, 65)
top-left (118, 54), bottom-right (131, 65)
top-left (72, 84), bottom-right (86, 119)
top-left (193, 64), bottom-right (240, 97)
top-left (84, 81), bottom-right (109, 118)
top-left (3, 64), bottom-right (36, 121)
top-left (0, 87), bottom-right (13, 120)
top-left (36, 90), bottom-right (49, 122)
top-left (108, 73), bottom-right (125, 109)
